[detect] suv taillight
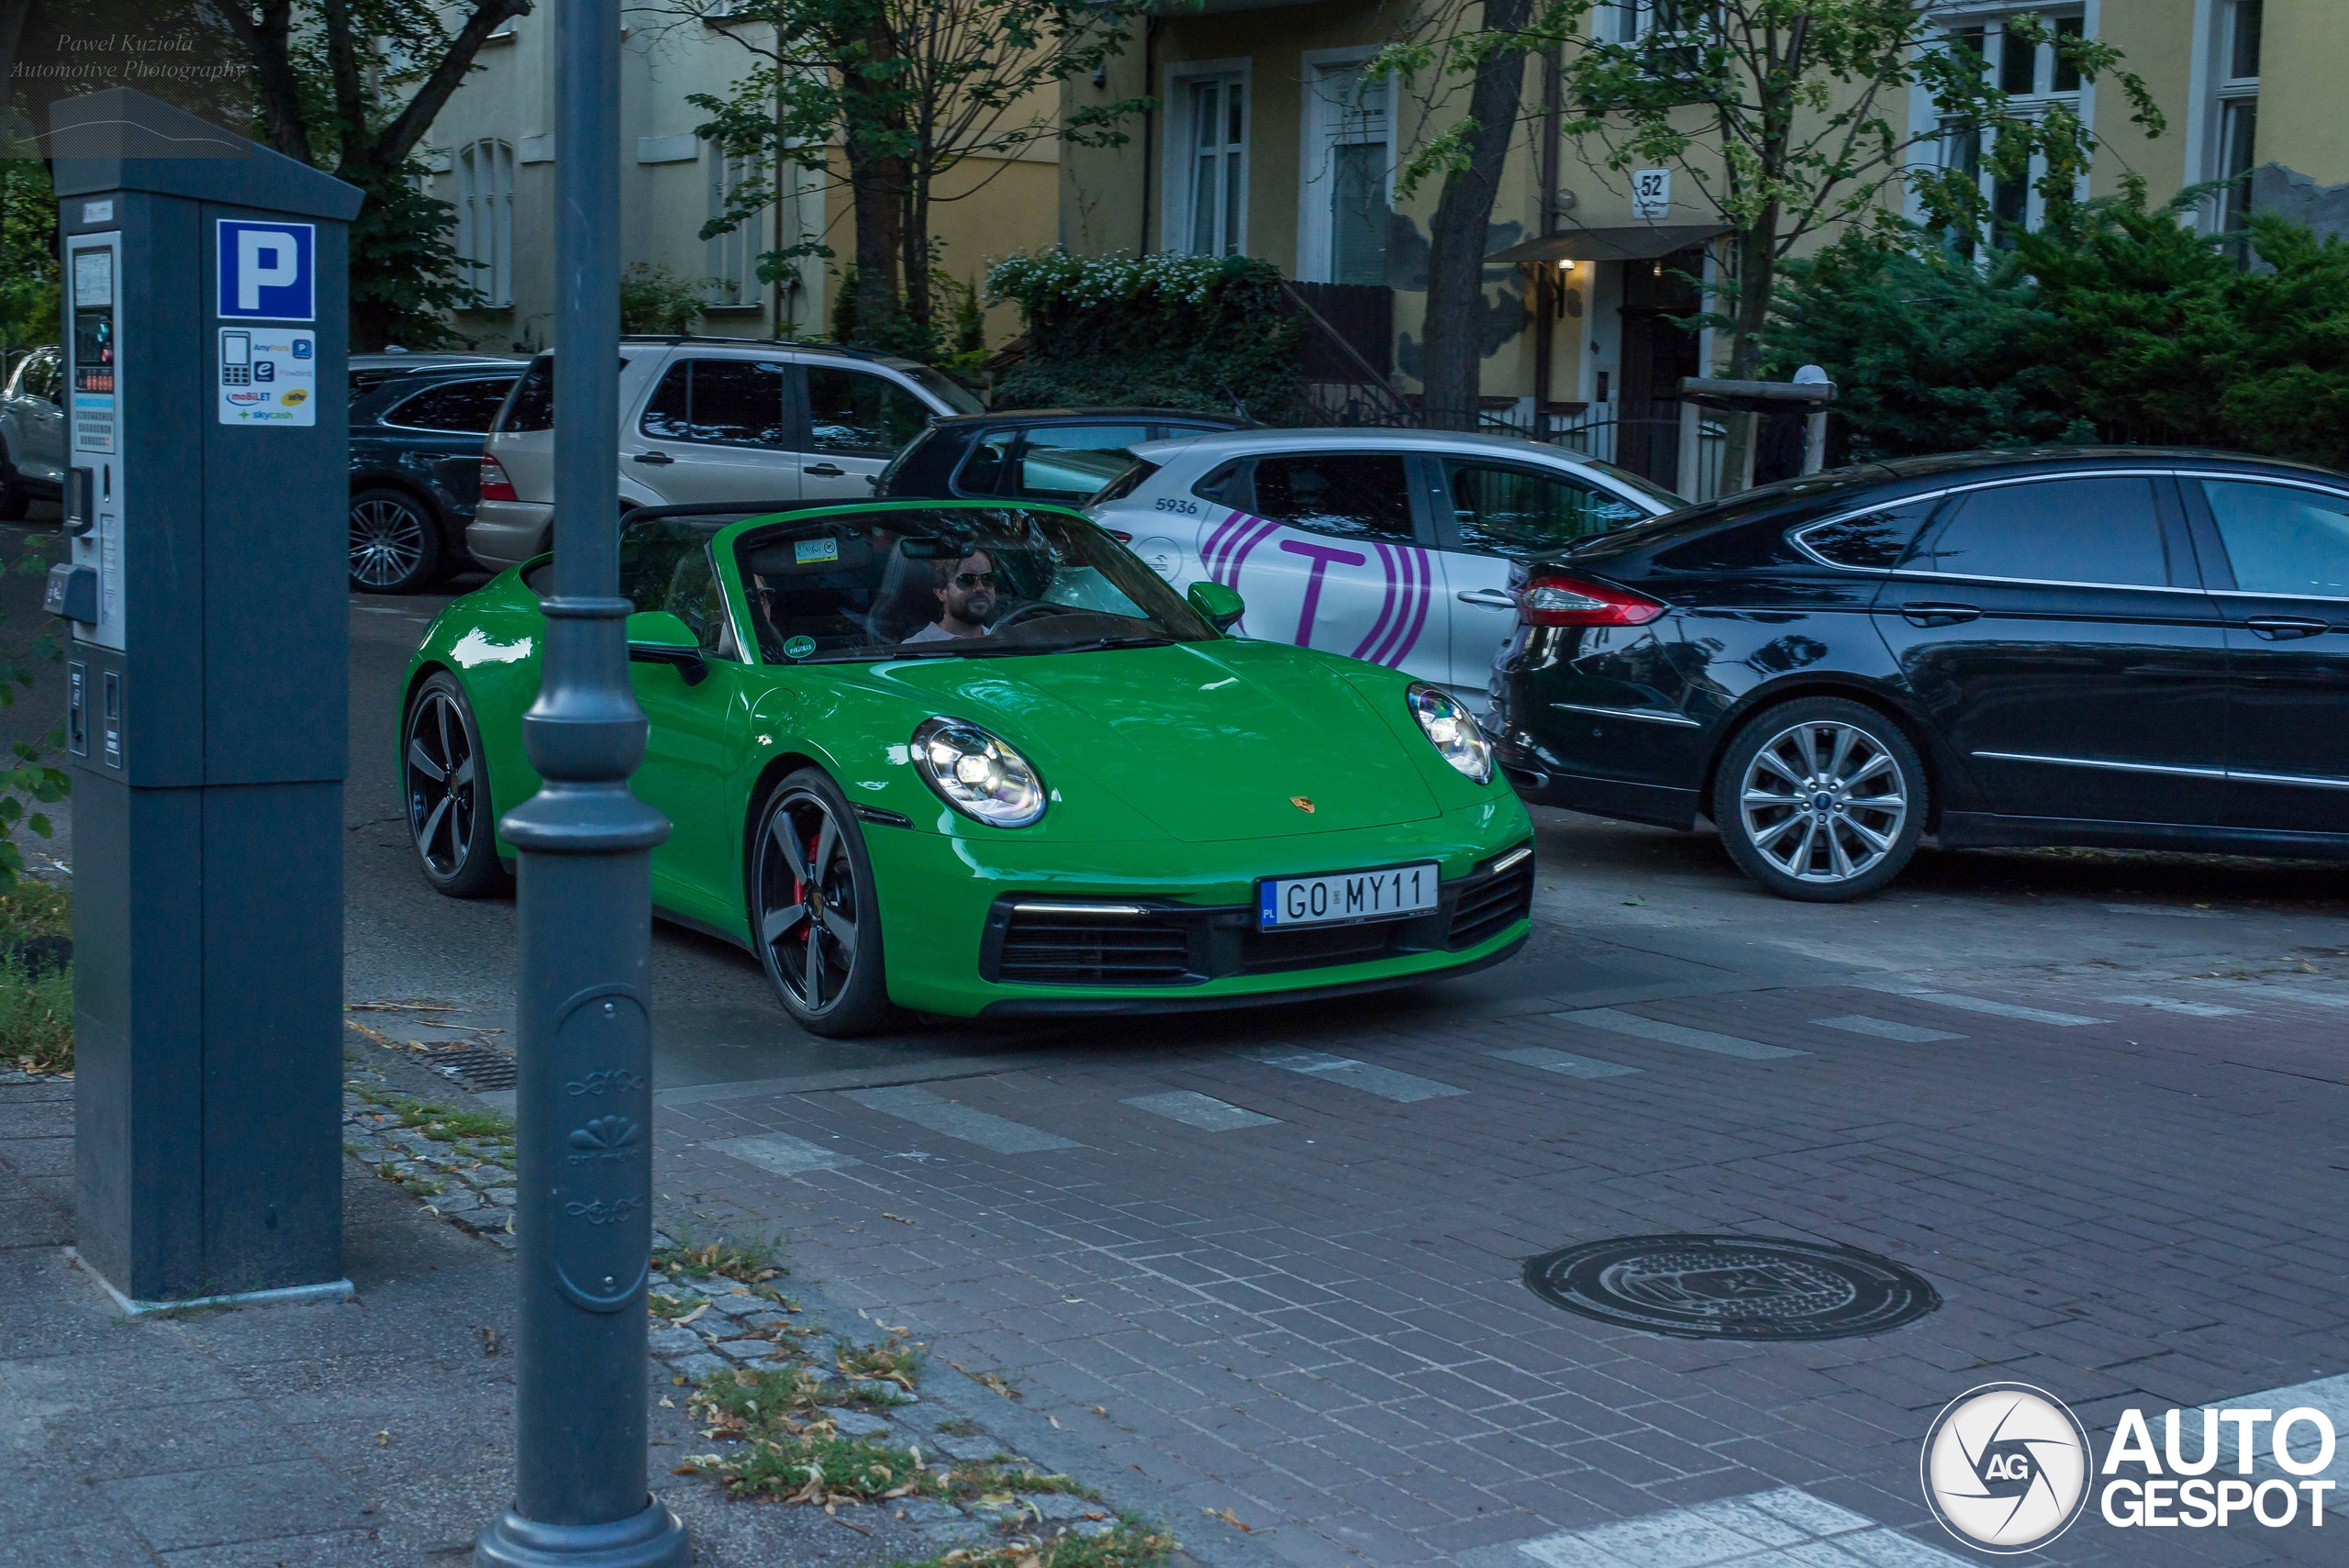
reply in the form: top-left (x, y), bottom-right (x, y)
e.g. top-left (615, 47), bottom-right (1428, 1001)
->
top-left (1520, 572), bottom-right (1666, 628)
top-left (479, 457), bottom-right (518, 503)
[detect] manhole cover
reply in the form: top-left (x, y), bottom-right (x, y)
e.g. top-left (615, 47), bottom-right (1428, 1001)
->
top-left (1523, 1234), bottom-right (1938, 1341)
top-left (426, 1045), bottom-right (518, 1092)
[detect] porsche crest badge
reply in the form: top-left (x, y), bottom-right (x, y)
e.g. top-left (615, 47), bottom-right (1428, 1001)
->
top-left (1289, 796), bottom-right (1316, 814)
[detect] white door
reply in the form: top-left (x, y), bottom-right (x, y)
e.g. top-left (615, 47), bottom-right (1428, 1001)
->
top-left (1196, 451), bottom-right (1448, 688)
top-left (1431, 455), bottom-right (1658, 707)
top-left (800, 366), bottom-right (936, 501)
top-left (625, 357), bottom-right (802, 505)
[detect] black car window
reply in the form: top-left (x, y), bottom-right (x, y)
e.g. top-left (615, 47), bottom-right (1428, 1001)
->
top-left (807, 367), bottom-right (930, 456)
top-left (1794, 500), bottom-right (1940, 569)
top-left (1192, 460), bottom-right (1249, 508)
top-left (496, 356), bottom-right (629, 434)
top-left (16, 350), bottom-right (61, 401)
top-left (1249, 454), bottom-right (1416, 541)
top-left (954, 429), bottom-right (1016, 495)
top-left (618, 516), bottom-right (730, 651)
top-left (384, 376), bottom-right (519, 433)
top-left (640, 359), bottom-right (789, 447)
top-left (1017, 425), bottom-right (1151, 502)
top-left (2200, 481), bottom-right (2349, 598)
top-left (1912, 477), bottom-right (2168, 586)
top-left (1095, 460), bottom-right (1159, 504)
top-left (1442, 460), bottom-right (1646, 559)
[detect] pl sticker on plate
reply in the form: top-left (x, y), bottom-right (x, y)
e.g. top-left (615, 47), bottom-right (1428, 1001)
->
top-left (794, 537), bottom-right (840, 564)
top-left (782, 635), bottom-right (818, 661)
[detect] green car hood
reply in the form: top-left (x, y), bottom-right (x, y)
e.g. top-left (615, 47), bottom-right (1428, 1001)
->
top-left (865, 641), bottom-right (1443, 843)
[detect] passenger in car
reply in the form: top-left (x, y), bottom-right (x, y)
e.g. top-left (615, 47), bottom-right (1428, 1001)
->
top-left (905, 548), bottom-right (997, 642)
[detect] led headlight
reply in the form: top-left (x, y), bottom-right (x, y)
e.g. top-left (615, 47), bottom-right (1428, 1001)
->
top-left (911, 717), bottom-right (1048, 827)
top-left (1406, 683), bottom-right (1495, 785)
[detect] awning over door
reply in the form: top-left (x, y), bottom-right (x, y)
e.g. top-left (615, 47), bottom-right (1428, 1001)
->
top-left (1485, 224), bottom-right (1731, 264)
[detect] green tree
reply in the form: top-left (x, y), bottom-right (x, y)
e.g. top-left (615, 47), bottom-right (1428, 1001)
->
top-left (206, 0), bottom-right (529, 347)
top-left (1382, 1), bottom-right (2161, 476)
top-left (0, 160), bottom-right (57, 362)
top-left (655, 0), bottom-right (1151, 357)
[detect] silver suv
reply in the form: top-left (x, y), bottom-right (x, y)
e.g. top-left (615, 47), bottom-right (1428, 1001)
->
top-left (469, 337), bottom-right (984, 571)
top-left (0, 346), bottom-right (66, 519)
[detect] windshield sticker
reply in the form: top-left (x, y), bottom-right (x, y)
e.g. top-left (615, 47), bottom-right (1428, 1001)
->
top-left (782, 635), bottom-right (818, 661)
top-left (794, 537), bottom-right (840, 565)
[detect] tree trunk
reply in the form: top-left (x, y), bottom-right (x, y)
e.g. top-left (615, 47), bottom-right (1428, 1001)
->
top-left (1419, 0), bottom-right (1534, 430)
top-left (840, 19), bottom-right (904, 339)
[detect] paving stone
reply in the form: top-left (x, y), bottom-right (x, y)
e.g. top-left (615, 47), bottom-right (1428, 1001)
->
top-left (823, 1407), bottom-right (894, 1439)
top-left (713, 1338), bottom-right (776, 1364)
top-left (647, 1327), bottom-right (705, 1357)
top-left (669, 1352), bottom-right (732, 1384)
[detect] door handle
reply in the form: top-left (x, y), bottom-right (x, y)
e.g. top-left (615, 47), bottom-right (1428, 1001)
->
top-left (804, 462), bottom-right (845, 478)
top-left (2245, 616), bottom-right (2331, 640)
top-left (1899, 602), bottom-right (1982, 628)
top-left (631, 450), bottom-right (674, 465)
top-left (1457, 588), bottom-right (1517, 609)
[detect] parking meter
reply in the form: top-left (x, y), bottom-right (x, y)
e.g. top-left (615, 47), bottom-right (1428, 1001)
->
top-left (48, 89), bottom-right (362, 1307)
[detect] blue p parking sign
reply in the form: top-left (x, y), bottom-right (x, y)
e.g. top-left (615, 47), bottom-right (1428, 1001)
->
top-left (216, 220), bottom-right (316, 322)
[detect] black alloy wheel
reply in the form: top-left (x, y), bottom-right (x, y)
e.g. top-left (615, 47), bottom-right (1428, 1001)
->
top-left (1713, 696), bottom-right (1928, 902)
top-left (751, 769), bottom-right (895, 1037)
top-left (405, 672), bottom-right (507, 897)
top-left (351, 487), bottom-right (444, 594)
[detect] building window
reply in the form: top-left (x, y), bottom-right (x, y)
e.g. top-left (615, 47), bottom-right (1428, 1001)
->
top-left (707, 145), bottom-right (760, 307)
top-left (2215, 0), bottom-right (2261, 237)
top-left (1305, 61), bottom-right (1390, 285)
top-left (1936, 12), bottom-right (2086, 252)
top-left (1183, 74), bottom-right (1247, 257)
top-left (456, 139), bottom-right (515, 308)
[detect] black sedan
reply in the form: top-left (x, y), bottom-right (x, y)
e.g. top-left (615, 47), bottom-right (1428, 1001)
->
top-left (1486, 449), bottom-right (2349, 899)
top-left (875, 407), bottom-right (1245, 506)
top-left (349, 360), bottom-right (523, 592)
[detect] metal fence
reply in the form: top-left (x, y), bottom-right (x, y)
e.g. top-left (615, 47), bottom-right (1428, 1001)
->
top-left (1477, 399), bottom-right (1730, 505)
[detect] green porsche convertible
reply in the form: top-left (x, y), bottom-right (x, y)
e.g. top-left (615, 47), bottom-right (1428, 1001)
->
top-left (402, 500), bottom-right (1534, 1035)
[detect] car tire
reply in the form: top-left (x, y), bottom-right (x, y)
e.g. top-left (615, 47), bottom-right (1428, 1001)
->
top-left (404, 671), bottom-right (510, 898)
top-left (351, 487), bottom-right (443, 594)
top-left (1712, 696), bottom-right (1927, 902)
top-left (749, 769), bottom-right (897, 1038)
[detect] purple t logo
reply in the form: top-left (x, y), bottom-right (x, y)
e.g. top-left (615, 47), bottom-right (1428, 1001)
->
top-left (1278, 539), bottom-right (1367, 645)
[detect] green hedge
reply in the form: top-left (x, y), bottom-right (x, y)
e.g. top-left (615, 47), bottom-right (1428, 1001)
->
top-left (985, 250), bottom-right (1306, 420)
top-left (1761, 187), bottom-right (2349, 467)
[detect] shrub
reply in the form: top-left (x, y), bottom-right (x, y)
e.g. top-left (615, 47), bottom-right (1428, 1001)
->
top-left (985, 250), bottom-right (1307, 421)
top-left (621, 264), bottom-right (709, 337)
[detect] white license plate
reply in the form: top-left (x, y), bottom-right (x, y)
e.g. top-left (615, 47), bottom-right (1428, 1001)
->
top-left (1258, 863), bottom-right (1439, 929)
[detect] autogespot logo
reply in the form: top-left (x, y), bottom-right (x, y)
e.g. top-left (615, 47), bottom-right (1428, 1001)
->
top-left (1921, 1383), bottom-right (2093, 1552)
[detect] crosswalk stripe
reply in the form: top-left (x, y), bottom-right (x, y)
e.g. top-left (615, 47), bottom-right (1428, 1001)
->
top-left (1552, 1007), bottom-right (1807, 1060)
top-left (707, 1131), bottom-right (860, 1175)
top-left (842, 1085), bottom-right (1078, 1153)
top-left (1240, 1049), bottom-right (1467, 1102)
top-left (2100, 994), bottom-right (2248, 1017)
top-left (1857, 983), bottom-right (2108, 1026)
top-left (1121, 1090), bottom-right (1280, 1131)
top-left (1460, 1487), bottom-right (1970, 1568)
top-left (2181, 978), bottom-right (2349, 1009)
top-left (1488, 1046), bottom-right (1641, 1079)
top-left (1812, 1014), bottom-right (1965, 1042)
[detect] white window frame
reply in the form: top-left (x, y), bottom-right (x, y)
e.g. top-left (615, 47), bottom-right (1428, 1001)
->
top-left (456, 138), bottom-right (516, 309)
top-left (705, 142), bottom-right (763, 309)
top-left (2182, 0), bottom-right (2260, 232)
top-left (1909, 4), bottom-right (2096, 250)
top-left (1297, 49), bottom-right (1397, 285)
top-left (1161, 58), bottom-right (1251, 257)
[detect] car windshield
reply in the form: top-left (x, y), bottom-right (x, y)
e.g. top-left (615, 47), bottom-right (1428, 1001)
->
top-left (892, 363), bottom-right (985, 417)
top-left (735, 506), bottom-right (1216, 662)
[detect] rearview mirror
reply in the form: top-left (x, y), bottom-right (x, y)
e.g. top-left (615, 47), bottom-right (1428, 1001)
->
top-left (1187, 580), bottom-right (1244, 633)
top-left (626, 610), bottom-right (708, 684)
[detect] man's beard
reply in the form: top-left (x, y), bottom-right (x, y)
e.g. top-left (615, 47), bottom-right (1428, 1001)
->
top-left (963, 594), bottom-right (995, 623)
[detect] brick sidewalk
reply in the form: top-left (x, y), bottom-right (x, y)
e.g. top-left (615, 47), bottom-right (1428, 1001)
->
top-left (650, 964), bottom-right (2349, 1568)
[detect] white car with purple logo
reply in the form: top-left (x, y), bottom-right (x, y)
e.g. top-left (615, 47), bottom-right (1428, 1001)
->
top-left (1087, 428), bottom-right (1685, 708)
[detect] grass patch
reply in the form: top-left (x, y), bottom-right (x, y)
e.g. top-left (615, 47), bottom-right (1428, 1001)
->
top-left (657, 1231), bottom-right (787, 1285)
top-left (0, 954), bottom-right (72, 1075)
top-left (837, 1333), bottom-right (925, 1391)
top-left (0, 880), bottom-right (69, 941)
top-left (934, 1416), bottom-right (981, 1437)
top-left (897, 1521), bottom-right (1175, 1568)
top-left (348, 1086), bottom-right (517, 1161)
top-left (941, 1462), bottom-right (1096, 1505)
top-left (681, 1367), bottom-right (941, 1505)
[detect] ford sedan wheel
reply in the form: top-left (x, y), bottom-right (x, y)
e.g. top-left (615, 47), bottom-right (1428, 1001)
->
top-left (751, 770), bottom-right (895, 1037)
top-left (351, 488), bottom-right (443, 594)
top-left (1715, 697), bottom-right (1926, 902)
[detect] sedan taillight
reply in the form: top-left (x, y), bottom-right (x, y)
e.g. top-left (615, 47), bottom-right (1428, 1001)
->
top-left (1520, 572), bottom-right (1666, 628)
top-left (479, 457), bottom-right (518, 502)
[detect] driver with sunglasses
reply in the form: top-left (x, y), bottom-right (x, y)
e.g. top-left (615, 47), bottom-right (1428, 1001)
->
top-left (905, 547), bottom-right (998, 643)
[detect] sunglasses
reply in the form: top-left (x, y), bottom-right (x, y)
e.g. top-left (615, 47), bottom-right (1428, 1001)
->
top-left (952, 572), bottom-right (997, 588)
